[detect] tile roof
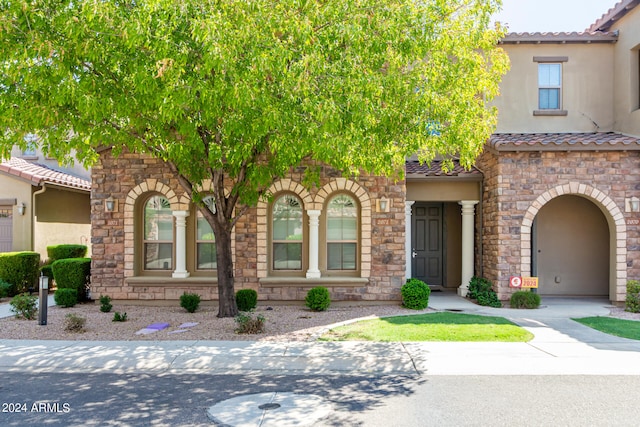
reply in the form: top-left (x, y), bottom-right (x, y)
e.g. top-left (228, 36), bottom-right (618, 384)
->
top-left (405, 159), bottom-right (482, 179)
top-left (488, 132), bottom-right (640, 151)
top-left (0, 157), bottom-right (91, 191)
top-left (588, 0), bottom-right (640, 32)
top-left (500, 31), bottom-right (618, 44)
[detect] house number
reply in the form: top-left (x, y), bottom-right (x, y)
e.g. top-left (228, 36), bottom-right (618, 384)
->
top-left (107, 220), bottom-right (119, 226)
top-left (627, 219), bottom-right (640, 226)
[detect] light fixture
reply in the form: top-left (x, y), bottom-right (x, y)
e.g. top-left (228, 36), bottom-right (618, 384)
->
top-left (378, 196), bottom-right (390, 213)
top-left (632, 197), bottom-right (640, 213)
top-left (105, 196), bottom-right (116, 213)
top-left (17, 202), bottom-right (25, 216)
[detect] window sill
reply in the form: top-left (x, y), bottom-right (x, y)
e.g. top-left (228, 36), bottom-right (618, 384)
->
top-left (533, 110), bottom-right (568, 116)
top-left (126, 276), bottom-right (216, 286)
top-left (259, 277), bottom-right (369, 287)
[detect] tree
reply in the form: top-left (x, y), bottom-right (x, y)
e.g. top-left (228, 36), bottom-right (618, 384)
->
top-left (0, 0), bottom-right (509, 317)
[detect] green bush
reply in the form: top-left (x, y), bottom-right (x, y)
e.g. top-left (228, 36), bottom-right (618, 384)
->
top-left (510, 291), bottom-right (541, 309)
top-left (626, 280), bottom-right (640, 313)
top-left (468, 276), bottom-right (502, 308)
top-left (47, 245), bottom-right (87, 263)
top-left (0, 279), bottom-right (16, 298)
top-left (305, 286), bottom-right (331, 311)
top-left (180, 292), bottom-right (201, 313)
top-left (54, 288), bottom-right (78, 308)
top-left (10, 293), bottom-right (38, 320)
top-left (64, 313), bottom-right (86, 332)
top-left (0, 251), bottom-right (40, 294)
top-left (236, 289), bottom-right (258, 311)
top-left (401, 278), bottom-right (431, 310)
top-left (235, 311), bottom-right (265, 334)
top-left (99, 295), bottom-right (113, 313)
top-left (52, 258), bottom-right (91, 302)
top-left (113, 312), bottom-right (127, 322)
top-left (39, 264), bottom-right (54, 284)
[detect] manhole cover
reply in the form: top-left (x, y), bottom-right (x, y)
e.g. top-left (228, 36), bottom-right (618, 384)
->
top-left (207, 392), bottom-right (332, 426)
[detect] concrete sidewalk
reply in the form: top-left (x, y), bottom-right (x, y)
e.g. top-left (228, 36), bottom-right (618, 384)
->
top-left (1, 293), bottom-right (640, 376)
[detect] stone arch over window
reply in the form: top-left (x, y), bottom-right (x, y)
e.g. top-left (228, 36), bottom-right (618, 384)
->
top-left (316, 178), bottom-right (372, 278)
top-left (123, 180), bottom-right (189, 277)
top-left (257, 179), bottom-right (312, 278)
top-left (520, 182), bottom-right (626, 300)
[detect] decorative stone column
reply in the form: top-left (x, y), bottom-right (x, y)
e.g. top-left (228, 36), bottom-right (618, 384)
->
top-left (458, 201), bottom-right (479, 296)
top-left (172, 210), bottom-right (190, 279)
top-left (306, 209), bottom-right (321, 278)
top-left (405, 201), bottom-right (415, 279)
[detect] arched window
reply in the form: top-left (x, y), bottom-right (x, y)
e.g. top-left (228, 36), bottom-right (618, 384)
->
top-left (272, 194), bottom-right (303, 270)
top-left (196, 196), bottom-right (216, 270)
top-left (143, 195), bottom-right (173, 270)
top-left (326, 194), bottom-right (357, 270)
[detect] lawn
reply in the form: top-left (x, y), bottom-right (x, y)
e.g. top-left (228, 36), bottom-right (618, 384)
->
top-left (320, 312), bottom-right (534, 342)
top-left (573, 316), bottom-right (640, 341)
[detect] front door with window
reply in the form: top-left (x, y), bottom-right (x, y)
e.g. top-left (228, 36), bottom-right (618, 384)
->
top-left (411, 203), bottom-right (444, 286)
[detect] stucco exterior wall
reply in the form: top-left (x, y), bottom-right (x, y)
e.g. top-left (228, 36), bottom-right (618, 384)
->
top-left (0, 175), bottom-right (32, 252)
top-left (494, 43), bottom-right (615, 133)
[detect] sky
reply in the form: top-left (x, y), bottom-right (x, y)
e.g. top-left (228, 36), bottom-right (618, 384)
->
top-left (493, 0), bottom-right (619, 33)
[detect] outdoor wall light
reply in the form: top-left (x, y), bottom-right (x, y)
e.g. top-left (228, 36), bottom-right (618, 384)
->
top-left (377, 196), bottom-right (390, 213)
top-left (17, 202), bottom-right (25, 216)
top-left (626, 197), bottom-right (640, 213)
top-left (105, 196), bottom-right (116, 213)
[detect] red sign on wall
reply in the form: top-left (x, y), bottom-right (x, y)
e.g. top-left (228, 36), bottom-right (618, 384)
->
top-left (509, 276), bottom-right (539, 288)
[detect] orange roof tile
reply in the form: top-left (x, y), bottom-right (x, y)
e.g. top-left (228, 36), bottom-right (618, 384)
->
top-left (488, 132), bottom-right (640, 151)
top-left (0, 157), bottom-right (91, 191)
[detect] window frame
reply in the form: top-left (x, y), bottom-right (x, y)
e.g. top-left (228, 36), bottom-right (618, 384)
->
top-left (269, 192), bottom-right (307, 276)
top-left (533, 56), bottom-right (568, 116)
top-left (138, 193), bottom-right (174, 274)
top-left (194, 195), bottom-right (217, 272)
top-left (321, 192), bottom-right (360, 276)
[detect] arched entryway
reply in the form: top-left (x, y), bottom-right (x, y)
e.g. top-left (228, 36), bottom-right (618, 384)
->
top-left (533, 195), bottom-right (609, 296)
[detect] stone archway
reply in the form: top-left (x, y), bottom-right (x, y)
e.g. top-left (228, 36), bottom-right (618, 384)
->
top-left (519, 182), bottom-right (626, 301)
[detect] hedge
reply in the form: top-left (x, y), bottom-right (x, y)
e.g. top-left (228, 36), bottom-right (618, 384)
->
top-left (46, 245), bottom-right (87, 263)
top-left (52, 258), bottom-right (91, 302)
top-left (0, 251), bottom-right (40, 295)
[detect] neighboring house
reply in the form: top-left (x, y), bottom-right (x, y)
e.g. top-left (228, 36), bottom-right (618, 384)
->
top-left (0, 145), bottom-right (92, 259)
top-left (90, 0), bottom-right (640, 305)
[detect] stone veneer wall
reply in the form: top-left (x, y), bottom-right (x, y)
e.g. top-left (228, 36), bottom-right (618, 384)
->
top-left (476, 149), bottom-right (640, 302)
top-left (91, 150), bottom-right (406, 302)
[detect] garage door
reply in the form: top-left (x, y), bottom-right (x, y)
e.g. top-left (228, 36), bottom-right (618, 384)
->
top-left (0, 208), bottom-right (12, 252)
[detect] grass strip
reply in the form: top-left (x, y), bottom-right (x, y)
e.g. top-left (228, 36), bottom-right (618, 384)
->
top-left (573, 316), bottom-right (640, 341)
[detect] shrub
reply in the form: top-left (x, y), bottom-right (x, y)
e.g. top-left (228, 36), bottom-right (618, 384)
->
top-left (9, 293), bottom-right (38, 320)
top-left (39, 264), bottom-right (54, 284)
top-left (99, 295), bottom-right (113, 313)
top-left (626, 280), bottom-right (640, 313)
top-left (468, 276), bottom-right (493, 300)
top-left (52, 258), bottom-right (91, 302)
top-left (113, 312), bottom-right (127, 322)
top-left (305, 286), bottom-right (331, 311)
top-left (0, 251), bottom-right (40, 294)
top-left (64, 313), bottom-right (86, 332)
top-left (47, 245), bottom-right (87, 263)
top-left (235, 311), bottom-right (265, 334)
top-left (0, 279), bottom-right (16, 298)
top-left (180, 292), bottom-right (201, 313)
top-left (54, 288), bottom-right (78, 308)
top-left (510, 291), bottom-right (541, 309)
top-left (401, 278), bottom-right (431, 310)
top-left (236, 289), bottom-right (258, 311)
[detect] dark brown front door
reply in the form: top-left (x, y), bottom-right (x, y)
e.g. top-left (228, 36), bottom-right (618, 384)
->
top-left (412, 203), bottom-right (443, 286)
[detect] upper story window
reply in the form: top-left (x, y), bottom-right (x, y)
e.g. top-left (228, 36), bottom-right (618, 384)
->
top-left (272, 194), bottom-right (303, 270)
top-left (326, 194), bottom-right (358, 270)
top-left (196, 196), bottom-right (216, 270)
top-left (538, 63), bottom-right (561, 109)
top-left (533, 56), bottom-right (568, 116)
top-left (22, 134), bottom-right (38, 158)
top-left (143, 195), bottom-right (173, 270)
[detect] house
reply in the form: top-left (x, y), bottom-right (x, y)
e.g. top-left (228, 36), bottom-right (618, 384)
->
top-left (0, 145), bottom-right (92, 258)
top-left (89, 0), bottom-right (640, 305)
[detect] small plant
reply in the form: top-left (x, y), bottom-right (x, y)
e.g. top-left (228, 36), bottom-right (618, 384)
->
top-left (0, 279), bottom-right (16, 298)
top-left (9, 293), bottom-right (38, 320)
top-left (54, 288), bottom-right (78, 308)
top-left (234, 311), bottom-right (265, 334)
top-left (305, 286), bottom-right (331, 311)
top-left (64, 313), bottom-right (86, 332)
top-left (401, 278), bottom-right (431, 310)
top-left (236, 289), bottom-right (258, 311)
top-left (468, 276), bottom-right (502, 308)
top-left (99, 295), bottom-right (113, 313)
top-left (510, 290), bottom-right (541, 309)
top-left (180, 292), bottom-right (201, 313)
top-left (626, 280), bottom-right (640, 313)
top-left (112, 312), bottom-right (127, 322)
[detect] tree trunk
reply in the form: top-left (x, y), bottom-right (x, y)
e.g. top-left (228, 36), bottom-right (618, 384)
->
top-left (215, 224), bottom-right (238, 318)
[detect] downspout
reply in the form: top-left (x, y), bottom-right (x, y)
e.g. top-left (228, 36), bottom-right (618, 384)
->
top-left (31, 182), bottom-right (47, 252)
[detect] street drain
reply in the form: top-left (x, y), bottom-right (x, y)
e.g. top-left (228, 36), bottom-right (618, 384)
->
top-left (258, 403), bottom-right (281, 410)
top-left (445, 308), bottom-right (463, 312)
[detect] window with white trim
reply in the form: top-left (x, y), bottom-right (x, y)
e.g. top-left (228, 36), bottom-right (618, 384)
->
top-left (196, 196), bottom-right (216, 270)
top-left (326, 194), bottom-right (358, 270)
top-left (143, 195), bottom-right (173, 270)
top-left (538, 63), bottom-right (562, 110)
top-left (272, 194), bottom-right (303, 270)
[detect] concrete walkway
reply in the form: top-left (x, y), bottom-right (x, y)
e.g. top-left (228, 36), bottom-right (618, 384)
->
top-left (1, 292), bottom-right (640, 377)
